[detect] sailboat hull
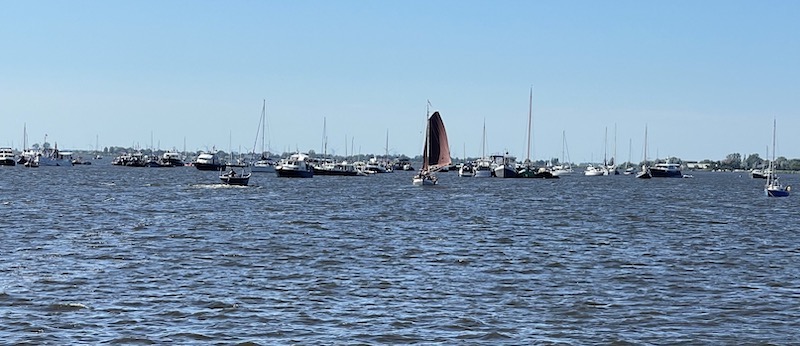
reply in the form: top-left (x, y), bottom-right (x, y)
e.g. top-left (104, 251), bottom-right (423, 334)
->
top-left (251, 164), bottom-right (276, 173)
top-left (412, 174), bottom-right (437, 186)
top-left (765, 187), bottom-right (790, 197)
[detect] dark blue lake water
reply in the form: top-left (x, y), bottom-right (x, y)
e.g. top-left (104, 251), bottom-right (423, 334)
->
top-left (1, 164), bottom-right (799, 344)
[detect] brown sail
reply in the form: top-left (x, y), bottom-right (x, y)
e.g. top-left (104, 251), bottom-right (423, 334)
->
top-left (422, 111), bottom-right (451, 172)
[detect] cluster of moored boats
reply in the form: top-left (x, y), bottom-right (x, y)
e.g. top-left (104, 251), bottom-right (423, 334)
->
top-left (107, 151), bottom-right (409, 185)
top-left (0, 145), bottom-right (93, 167)
top-left (1, 111), bottom-right (789, 196)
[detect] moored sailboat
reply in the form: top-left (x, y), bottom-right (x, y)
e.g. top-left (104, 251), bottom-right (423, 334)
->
top-left (473, 120), bottom-right (492, 178)
top-left (251, 99), bottom-right (276, 173)
top-left (636, 125), bottom-right (652, 179)
top-left (765, 118), bottom-right (790, 197)
top-left (413, 111), bottom-right (451, 186)
top-left (551, 130), bottom-right (574, 176)
top-left (516, 85), bottom-right (557, 179)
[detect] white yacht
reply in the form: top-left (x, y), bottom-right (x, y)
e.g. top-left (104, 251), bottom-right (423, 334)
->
top-left (649, 162), bottom-right (682, 178)
top-left (275, 153), bottom-right (314, 178)
top-left (0, 147), bottom-right (15, 166)
top-left (584, 164), bottom-right (607, 176)
top-left (193, 152), bottom-right (226, 171)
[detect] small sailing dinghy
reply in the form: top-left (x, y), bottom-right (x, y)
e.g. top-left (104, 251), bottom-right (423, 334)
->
top-left (220, 166), bottom-right (252, 186)
top-left (765, 119), bottom-right (790, 197)
top-left (413, 111), bottom-right (451, 186)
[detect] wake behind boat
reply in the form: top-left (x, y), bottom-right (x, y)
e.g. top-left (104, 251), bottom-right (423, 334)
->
top-left (413, 111), bottom-right (451, 186)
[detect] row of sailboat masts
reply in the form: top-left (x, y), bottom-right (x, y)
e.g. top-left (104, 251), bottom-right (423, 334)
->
top-left (319, 117), bottom-right (392, 161)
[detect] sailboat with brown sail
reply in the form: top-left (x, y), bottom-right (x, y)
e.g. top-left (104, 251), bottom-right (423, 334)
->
top-left (412, 111), bottom-right (451, 186)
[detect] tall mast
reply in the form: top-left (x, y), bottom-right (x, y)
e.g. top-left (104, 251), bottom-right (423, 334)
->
top-left (262, 99), bottom-right (266, 154)
top-left (771, 118), bottom-right (777, 171)
top-left (627, 138), bottom-right (632, 169)
top-left (423, 101), bottom-right (431, 169)
top-left (526, 85), bottom-right (533, 163)
top-left (266, 100), bottom-right (271, 154)
top-left (322, 117), bottom-right (327, 157)
top-left (643, 125), bottom-right (648, 165)
top-left (482, 119), bottom-right (486, 159)
top-left (603, 127), bottom-right (608, 166)
top-left (613, 123), bottom-right (617, 166)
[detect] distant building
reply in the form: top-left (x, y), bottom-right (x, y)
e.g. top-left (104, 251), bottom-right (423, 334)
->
top-left (685, 161), bottom-right (711, 170)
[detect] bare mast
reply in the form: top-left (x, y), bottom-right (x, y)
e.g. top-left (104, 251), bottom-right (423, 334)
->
top-left (526, 86), bottom-right (533, 163)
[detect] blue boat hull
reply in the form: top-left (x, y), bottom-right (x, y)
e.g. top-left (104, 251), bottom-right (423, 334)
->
top-left (765, 188), bottom-right (790, 197)
top-left (649, 168), bottom-right (682, 178)
top-left (276, 168), bottom-right (313, 178)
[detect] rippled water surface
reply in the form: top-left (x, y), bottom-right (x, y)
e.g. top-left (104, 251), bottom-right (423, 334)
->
top-left (2, 165), bottom-right (799, 344)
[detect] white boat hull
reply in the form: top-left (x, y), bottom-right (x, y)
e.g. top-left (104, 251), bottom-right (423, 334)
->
top-left (551, 169), bottom-right (573, 177)
top-left (458, 166), bottom-right (475, 177)
top-left (584, 169), bottom-right (605, 176)
top-left (473, 170), bottom-right (492, 178)
top-left (251, 164), bottom-right (276, 173)
top-left (412, 177), bottom-right (436, 186)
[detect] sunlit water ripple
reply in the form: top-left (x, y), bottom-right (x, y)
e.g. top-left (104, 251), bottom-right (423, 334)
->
top-left (1, 165), bottom-right (799, 344)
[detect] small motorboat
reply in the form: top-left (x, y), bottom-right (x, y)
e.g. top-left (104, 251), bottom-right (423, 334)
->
top-left (219, 167), bottom-right (251, 186)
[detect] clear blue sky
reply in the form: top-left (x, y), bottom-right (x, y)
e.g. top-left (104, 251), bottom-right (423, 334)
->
top-left (2, 1), bottom-right (798, 163)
